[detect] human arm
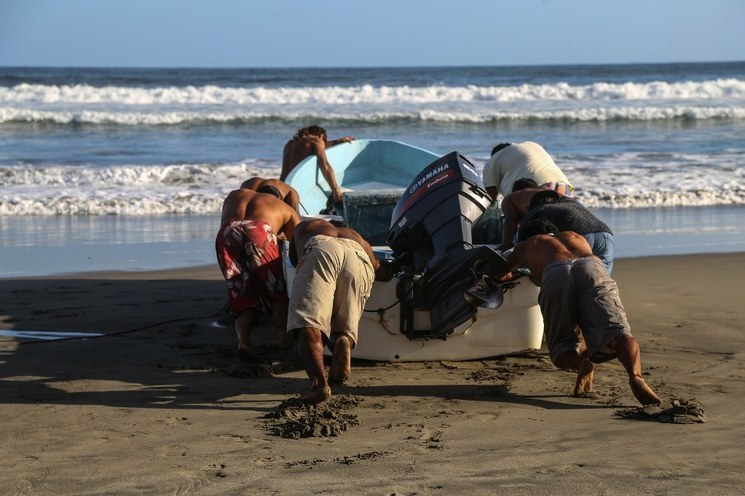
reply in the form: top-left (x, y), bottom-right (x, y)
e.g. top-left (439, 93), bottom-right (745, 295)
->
top-left (281, 209), bottom-right (301, 243)
top-left (496, 240), bottom-right (527, 283)
top-left (279, 141), bottom-right (295, 182)
top-left (309, 136), bottom-right (344, 204)
top-left (374, 258), bottom-right (400, 282)
top-left (325, 135), bottom-right (356, 147)
top-left (498, 194), bottom-right (520, 251)
top-left (285, 188), bottom-right (301, 214)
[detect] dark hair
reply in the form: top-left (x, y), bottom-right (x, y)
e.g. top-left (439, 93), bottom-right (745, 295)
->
top-left (512, 177), bottom-right (538, 192)
top-left (528, 189), bottom-right (561, 210)
top-left (517, 217), bottom-right (559, 242)
top-left (293, 125), bottom-right (326, 140)
top-left (490, 142), bottom-right (512, 156)
top-left (257, 185), bottom-right (282, 199)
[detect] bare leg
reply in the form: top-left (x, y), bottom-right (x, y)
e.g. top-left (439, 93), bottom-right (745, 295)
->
top-left (575, 325), bottom-right (587, 356)
top-left (235, 309), bottom-right (259, 359)
top-left (296, 327), bottom-right (331, 404)
top-left (574, 358), bottom-right (595, 396)
top-left (271, 298), bottom-right (294, 352)
top-left (328, 334), bottom-right (352, 386)
top-left (610, 334), bottom-right (660, 406)
top-left (553, 350), bottom-right (584, 371)
top-left (554, 350), bottom-right (595, 397)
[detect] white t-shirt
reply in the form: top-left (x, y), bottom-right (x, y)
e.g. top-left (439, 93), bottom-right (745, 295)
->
top-left (482, 141), bottom-right (571, 198)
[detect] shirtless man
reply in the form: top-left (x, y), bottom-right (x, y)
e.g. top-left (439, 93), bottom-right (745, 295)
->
top-left (280, 125), bottom-right (355, 205)
top-left (240, 177), bottom-right (301, 213)
top-left (287, 219), bottom-right (396, 404)
top-left (216, 186), bottom-right (301, 360)
top-left (495, 217), bottom-right (660, 406)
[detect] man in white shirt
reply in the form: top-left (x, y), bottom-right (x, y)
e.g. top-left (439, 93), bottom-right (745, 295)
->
top-left (482, 141), bottom-right (573, 200)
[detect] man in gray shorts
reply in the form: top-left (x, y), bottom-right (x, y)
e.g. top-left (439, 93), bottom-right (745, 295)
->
top-left (287, 219), bottom-right (396, 404)
top-left (494, 217), bottom-right (660, 406)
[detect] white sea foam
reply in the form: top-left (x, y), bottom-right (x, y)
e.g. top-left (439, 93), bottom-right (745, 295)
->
top-left (2, 105), bottom-right (744, 125)
top-left (1, 152), bottom-right (743, 216)
top-left (3, 79), bottom-right (744, 105)
top-left (0, 162), bottom-right (279, 215)
top-left (1, 78), bottom-right (744, 126)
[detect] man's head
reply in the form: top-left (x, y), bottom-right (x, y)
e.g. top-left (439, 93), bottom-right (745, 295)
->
top-left (294, 125), bottom-right (326, 140)
top-left (528, 189), bottom-right (561, 210)
top-left (490, 142), bottom-right (512, 156)
top-left (517, 217), bottom-right (559, 242)
top-left (512, 177), bottom-right (538, 193)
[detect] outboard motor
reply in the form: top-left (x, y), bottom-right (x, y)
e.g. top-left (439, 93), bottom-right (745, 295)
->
top-left (387, 151), bottom-right (508, 339)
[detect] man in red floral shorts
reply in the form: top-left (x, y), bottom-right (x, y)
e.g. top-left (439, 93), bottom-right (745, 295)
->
top-left (216, 183), bottom-right (300, 360)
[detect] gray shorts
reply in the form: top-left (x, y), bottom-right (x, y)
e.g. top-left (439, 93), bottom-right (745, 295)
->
top-left (287, 236), bottom-right (374, 346)
top-left (538, 256), bottom-right (631, 365)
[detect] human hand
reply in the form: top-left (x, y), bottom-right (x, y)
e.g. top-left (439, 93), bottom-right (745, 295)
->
top-left (375, 259), bottom-right (400, 282)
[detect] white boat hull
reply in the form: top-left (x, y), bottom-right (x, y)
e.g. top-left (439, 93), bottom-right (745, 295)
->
top-left (354, 273), bottom-right (543, 362)
top-left (283, 243), bottom-right (544, 362)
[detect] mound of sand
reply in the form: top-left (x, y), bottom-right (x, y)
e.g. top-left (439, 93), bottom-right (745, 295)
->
top-left (615, 398), bottom-right (708, 423)
top-left (264, 394), bottom-right (363, 438)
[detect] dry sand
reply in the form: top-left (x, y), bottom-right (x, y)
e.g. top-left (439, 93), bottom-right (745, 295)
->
top-left (1, 253), bottom-right (745, 495)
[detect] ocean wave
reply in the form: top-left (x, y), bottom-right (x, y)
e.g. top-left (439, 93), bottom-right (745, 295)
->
top-left (2, 105), bottom-right (744, 126)
top-left (0, 163), bottom-right (278, 187)
top-left (3, 79), bottom-right (744, 106)
top-left (2, 152), bottom-right (743, 216)
top-left (2, 170), bottom-right (743, 216)
top-left (2, 188), bottom-right (743, 216)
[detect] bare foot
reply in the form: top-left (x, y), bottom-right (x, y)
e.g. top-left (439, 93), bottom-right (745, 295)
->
top-left (573, 358), bottom-right (595, 396)
top-left (299, 385), bottom-right (331, 405)
top-left (629, 376), bottom-right (660, 406)
top-left (328, 336), bottom-right (351, 387)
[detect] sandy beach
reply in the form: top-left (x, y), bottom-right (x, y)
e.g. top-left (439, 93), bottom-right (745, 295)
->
top-left (2, 253), bottom-right (745, 495)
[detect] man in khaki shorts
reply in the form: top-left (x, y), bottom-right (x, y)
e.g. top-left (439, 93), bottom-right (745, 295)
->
top-left (287, 219), bottom-right (396, 404)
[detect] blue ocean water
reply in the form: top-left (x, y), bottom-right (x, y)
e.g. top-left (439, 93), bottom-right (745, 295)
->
top-left (1, 62), bottom-right (744, 276)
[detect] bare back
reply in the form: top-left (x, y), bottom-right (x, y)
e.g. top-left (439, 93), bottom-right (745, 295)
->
top-left (280, 136), bottom-right (320, 181)
top-left (499, 187), bottom-right (567, 250)
top-left (503, 231), bottom-right (595, 281)
top-left (240, 177), bottom-right (300, 213)
top-left (219, 189), bottom-right (300, 239)
top-left (504, 187), bottom-right (552, 216)
top-left (289, 219), bottom-right (378, 270)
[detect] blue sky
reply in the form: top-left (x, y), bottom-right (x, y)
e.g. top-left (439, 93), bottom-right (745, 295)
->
top-left (1, 0), bottom-right (743, 68)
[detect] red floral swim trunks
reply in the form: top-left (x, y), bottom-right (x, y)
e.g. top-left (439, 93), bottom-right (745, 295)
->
top-left (215, 219), bottom-right (286, 314)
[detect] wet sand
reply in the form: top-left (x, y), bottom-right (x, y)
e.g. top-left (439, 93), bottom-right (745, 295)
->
top-left (1, 253), bottom-right (745, 495)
